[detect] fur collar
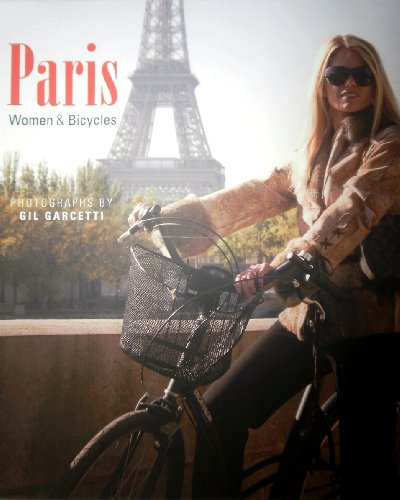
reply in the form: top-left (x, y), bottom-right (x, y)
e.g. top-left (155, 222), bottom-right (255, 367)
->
top-left (340, 105), bottom-right (374, 144)
top-left (299, 106), bottom-right (374, 224)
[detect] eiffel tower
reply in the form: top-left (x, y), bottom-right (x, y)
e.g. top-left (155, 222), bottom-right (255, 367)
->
top-left (100, 0), bottom-right (225, 202)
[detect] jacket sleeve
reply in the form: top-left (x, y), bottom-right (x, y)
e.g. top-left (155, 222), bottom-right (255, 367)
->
top-left (279, 127), bottom-right (400, 271)
top-left (159, 163), bottom-right (297, 257)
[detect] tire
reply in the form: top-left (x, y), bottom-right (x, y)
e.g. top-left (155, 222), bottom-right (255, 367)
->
top-left (52, 410), bottom-right (185, 499)
top-left (269, 393), bottom-right (339, 500)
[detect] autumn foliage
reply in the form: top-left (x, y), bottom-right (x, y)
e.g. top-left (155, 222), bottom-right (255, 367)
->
top-left (0, 154), bottom-right (129, 309)
top-left (0, 154), bottom-right (298, 312)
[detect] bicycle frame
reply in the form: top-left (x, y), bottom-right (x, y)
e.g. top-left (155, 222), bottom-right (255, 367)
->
top-left (134, 377), bottom-right (229, 496)
top-left (121, 215), bottom-right (341, 497)
top-left (54, 213), bottom-right (397, 499)
top-left (132, 297), bottom-right (339, 499)
top-left (133, 374), bottom-right (338, 498)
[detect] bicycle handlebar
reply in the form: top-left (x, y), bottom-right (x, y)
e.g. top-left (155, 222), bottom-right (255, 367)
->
top-left (118, 205), bottom-right (345, 300)
top-left (117, 205), bottom-right (161, 243)
top-left (264, 251), bottom-right (344, 300)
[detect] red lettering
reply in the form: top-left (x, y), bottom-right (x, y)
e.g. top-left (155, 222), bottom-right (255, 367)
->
top-left (9, 43), bottom-right (34, 105)
top-left (87, 43), bottom-right (96, 105)
top-left (37, 61), bottom-right (59, 106)
top-left (65, 61), bottom-right (84, 105)
top-left (101, 62), bottom-right (118, 105)
top-left (8, 42), bottom-right (118, 106)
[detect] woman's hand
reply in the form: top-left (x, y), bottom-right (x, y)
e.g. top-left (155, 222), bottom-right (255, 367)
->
top-left (235, 263), bottom-right (277, 299)
top-left (127, 202), bottom-right (146, 227)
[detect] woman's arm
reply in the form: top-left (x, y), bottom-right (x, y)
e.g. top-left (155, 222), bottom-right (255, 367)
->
top-left (273, 126), bottom-right (400, 271)
top-left (160, 163), bottom-right (297, 257)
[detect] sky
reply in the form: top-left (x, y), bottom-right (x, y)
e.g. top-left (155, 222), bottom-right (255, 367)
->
top-left (1, 0), bottom-right (400, 187)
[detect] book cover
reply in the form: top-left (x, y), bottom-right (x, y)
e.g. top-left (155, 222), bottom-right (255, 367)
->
top-left (1, 0), bottom-right (399, 497)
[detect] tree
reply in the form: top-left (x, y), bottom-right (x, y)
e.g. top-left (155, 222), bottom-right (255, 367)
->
top-left (19, 165), bottom-right (36, 195)
top-left (37, 162), bottom-right (49, 195)
top-left (207, 209), bottom-right (298, 268)
top-left (1, 152), bottom-right (19, 197)
top-left (0, 157), bottom-right (128, 308)
top-left (0, 155), bottom-right (300, 312)
top-left (55, 162), bottom-right (124, 307)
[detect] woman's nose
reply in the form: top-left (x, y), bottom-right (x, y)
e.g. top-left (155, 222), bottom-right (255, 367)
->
top-left (344, 74), bottom-right (357, 87)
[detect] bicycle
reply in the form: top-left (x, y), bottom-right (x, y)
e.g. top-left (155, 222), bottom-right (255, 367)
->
top-left (51, 206), bottom-right (397, 499)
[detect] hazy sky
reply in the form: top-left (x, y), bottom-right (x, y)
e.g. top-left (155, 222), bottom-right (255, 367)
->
top-left (1, 0), bottom-right (400, 187)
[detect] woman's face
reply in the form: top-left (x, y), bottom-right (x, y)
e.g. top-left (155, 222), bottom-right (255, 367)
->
top-left (324, 48), bottom-right (375, 126)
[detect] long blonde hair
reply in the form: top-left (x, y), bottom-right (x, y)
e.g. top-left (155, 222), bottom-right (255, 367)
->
top-left (292, 34), bottom-right (400, 192)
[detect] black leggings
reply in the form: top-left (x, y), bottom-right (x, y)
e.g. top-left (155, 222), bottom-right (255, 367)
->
top-left (192, 322), bottom-right (400, 499)
top-left (330, 334), bottom-right (400, 499)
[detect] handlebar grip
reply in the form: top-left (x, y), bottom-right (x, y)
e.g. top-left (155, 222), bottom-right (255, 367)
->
top-left (262, 251), bottom-right (345, 300)
top-left (117, 225), bottom-right (140, 244)
top-left (262, 258), bottom-right (295, 285)
top-left (117, 205), bottom-right (161, 244)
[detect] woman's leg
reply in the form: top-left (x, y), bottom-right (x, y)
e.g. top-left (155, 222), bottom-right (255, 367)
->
top-left (328, 333), bottom-right (400, 499)
top-left (192, 321), bottom-right (331, 498)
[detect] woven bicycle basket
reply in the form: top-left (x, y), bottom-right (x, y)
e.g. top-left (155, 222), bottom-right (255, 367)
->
top-left (121, 244), bottom-right (262, 385)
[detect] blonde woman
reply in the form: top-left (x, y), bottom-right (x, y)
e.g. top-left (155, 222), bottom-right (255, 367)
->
top-left (129, 34), bottom-right (400, 498)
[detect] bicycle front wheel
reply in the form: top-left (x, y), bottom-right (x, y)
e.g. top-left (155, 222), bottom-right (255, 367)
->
top-left (53, 410), bottom-right (185, 499)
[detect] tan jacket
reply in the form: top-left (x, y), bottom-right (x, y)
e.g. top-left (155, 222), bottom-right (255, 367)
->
top-left (162, 114), bottom-right (400, 340)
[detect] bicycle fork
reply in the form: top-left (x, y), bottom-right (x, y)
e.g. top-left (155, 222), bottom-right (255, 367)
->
top-left (133, 382), bottom-right (185, 498)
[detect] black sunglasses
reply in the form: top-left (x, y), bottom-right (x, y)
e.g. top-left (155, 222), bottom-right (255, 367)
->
top-left (324, 65), bottom-right (374, 87)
